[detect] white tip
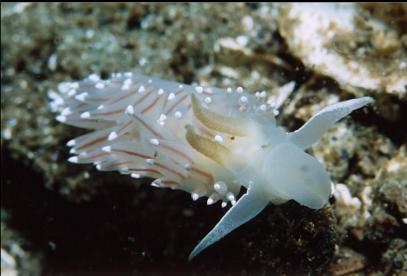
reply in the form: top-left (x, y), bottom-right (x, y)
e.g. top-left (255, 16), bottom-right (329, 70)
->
top-left (191, 193), bottom-right (199, 201)
top-left (121, 84), bottom-right (130, 90)
top-left (70, 82), bottom-right (79, 89)
top-left (125, 105), bottom-right (134, 115)
top-left (69, 148), bottom-right (77, 154)
top-left (68, 156), bottom-right (79, 163)
top-left (221, 202), bottom-right (227, 208)
top-left (151, 180), bottom-right (161, 187)
top-left (174, 111), bottom-right (183, 119)
top-left (214, 181), bottom-right (227, 195)
top-left (57, 83), bottom-right (70, 93)
top-left (89, 73), bottom-right (100, 82)
top-left (138, 85), bottom-right (145, 93)
top-left (159, 114), bottom-right (167, 121)
top-left (227, 87), bottom-right (233, 93)
top-left (96, 164), bottom-right (102, 170)
top-left (80, 112), bottom-right (91, 119)
top-left (124, 78), bottom-right (132, 86)
top-left (259, 104), bottom-right (268, 111)
top-left (145, 159), bottom-right (155, 165)
top-left (226, 192), bottom-right (236, 204)
top-left (195, 86), bottom-right (203, 94)
top-left (66, 139), bottom-right (76, 147)
top-left (131, 173), bottom-right (141, 179)
top-left (56, 115), bottom-right (66, 122)
top-left (102, 146), bottom-right (111, 152)
top-left (48, 90), bottom-right (63, 100)
top-left (158, 88), bottom-right (164, 95)
top-left (108, 131), bottom-right (118, 141)
top-left (97, 105), bottom-right (104, 110)
top-left (239, 96), bottom-right (248, 104)
top-left (168, 93), bottom-right (175, 100)
top-left (149, 138), bottom-right (160, 146)
top-left (157, 114), bottom-right (167, 125)
top-left (207, 197), bottom-right (214, 205)
top-left (95, 82), bottom-right (105, 89)
top-left (75, 92), bottom-right (88, 102)
top-left (68, 89), bottom-right (77, 97)
top-left (214, 134), bottom-right (223, 143)
top-left (237, 87), bottom-right (244, 93)
top-left (204, 97), bottom-right (212, 104)
top-left (61, 107), bottom-right (71, 116)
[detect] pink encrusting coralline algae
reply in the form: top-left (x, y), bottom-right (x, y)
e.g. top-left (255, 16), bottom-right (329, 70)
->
top-left (49, 72), bottom-right (373, 259)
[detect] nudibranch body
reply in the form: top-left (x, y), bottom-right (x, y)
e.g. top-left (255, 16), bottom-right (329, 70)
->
top-left (49, 72), bottom-right (373, 259)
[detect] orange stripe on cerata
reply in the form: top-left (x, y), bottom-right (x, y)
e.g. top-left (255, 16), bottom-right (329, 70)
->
top-left (107, 90), bottom-right (136, 105)
top-left (155, 162), bottom-right (187, 180)
top-left (103, 160), bottom-right (133, 170)
top-left (190, 167), bottom-right (214, 186)
top-left (84, 96), bottom-right (109, 102)
top-left (202, 89), bottom-right (214, 96)
top-left (94, 88), bottom-right (153, 116)
top-left (165, 94), bottom-right (189, 115)
top-left (112, 149), bottom-right (150, 159)
top-left (97, 107), bottom-right (126, 116)
top-left (79, 82), bottom-right (100, 88)
top-left (77, 135), bottom-right (108, 150)
top-left (160, 92), bottom-right (169, 114)
top-left (128, 168), bottom-right (161, 176)
top-left (70, 102), bottom-right (86, 113)
top-left (117, 119), bottom-right (133, 134)
top-left (133, 88), bottom-right (154, 107)
top-left (131, 114), bottom-right (164, 140)
top-left (80, 151), bottom-right (108, 161)
top-left (161, 179), bottom-right (178, 186)
top-left (141, 94), bottom-right (161, 114)
top-left (160, 143), bottom-right (194, 164)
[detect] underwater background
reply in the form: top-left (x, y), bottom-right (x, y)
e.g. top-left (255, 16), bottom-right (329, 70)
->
top-left (1, 3), bottom-right (406, 275)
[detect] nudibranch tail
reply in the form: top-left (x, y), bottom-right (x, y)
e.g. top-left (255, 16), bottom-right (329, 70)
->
top-left (189, 184), bottom-right (268, 261)
top-left (288, 96), bottom-right (374, 149)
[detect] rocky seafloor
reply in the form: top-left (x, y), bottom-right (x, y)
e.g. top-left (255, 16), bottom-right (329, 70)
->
top-left (1, 3), bottom-right (406, 275)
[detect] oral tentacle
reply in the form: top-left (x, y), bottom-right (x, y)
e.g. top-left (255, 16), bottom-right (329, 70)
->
top-left (288, 97), bottom-right (374, 149)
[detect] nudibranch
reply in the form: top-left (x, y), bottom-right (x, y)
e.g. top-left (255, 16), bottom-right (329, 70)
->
top-left (49, 72), bottom-right (373, 260)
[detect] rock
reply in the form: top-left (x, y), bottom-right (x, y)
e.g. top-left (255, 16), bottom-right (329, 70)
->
top-left (277, 3), bottom-right (407, 98)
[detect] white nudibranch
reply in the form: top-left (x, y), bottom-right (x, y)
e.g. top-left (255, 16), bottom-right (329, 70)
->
top-left (49, 72), bottom-right (374, 260)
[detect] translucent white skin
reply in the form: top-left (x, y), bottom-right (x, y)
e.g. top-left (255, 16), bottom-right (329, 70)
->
top-left (189, 96), bottom-right (373, 260)
top-left (49, 72), bottom-right (373, 260)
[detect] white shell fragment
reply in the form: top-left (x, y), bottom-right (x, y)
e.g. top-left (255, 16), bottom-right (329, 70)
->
top-left (277, 3), bottom-right (407, 97)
